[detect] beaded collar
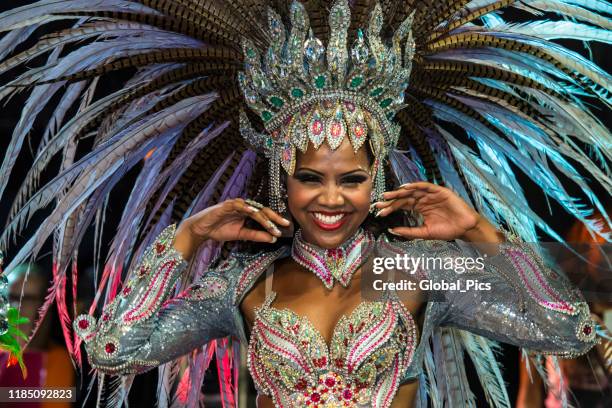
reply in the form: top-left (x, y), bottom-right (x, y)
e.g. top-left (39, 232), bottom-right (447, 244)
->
top-left (291, 228), bottom-right (375, 290)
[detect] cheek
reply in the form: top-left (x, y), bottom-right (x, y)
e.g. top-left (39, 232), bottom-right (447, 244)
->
top-left (348, 184), bottom-right (373, 212)
top-left (286, 179), bottom-right (313, 210)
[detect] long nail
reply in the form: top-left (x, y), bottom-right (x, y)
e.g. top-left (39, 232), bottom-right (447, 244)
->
top-left (279, 218), bottom-right (291, 226)
top-left (270, 236), bottom-right (277, 243)
top-left (247, 205), bottom-right (260, 213)
top-left (268, 221), bottom-right (281, 236)
top-left (399, 183), bottom-right (413, 188)
top-left (375, 209), bottom-right (385, 218)
top-left (387, 228), bottom-right (401, 236)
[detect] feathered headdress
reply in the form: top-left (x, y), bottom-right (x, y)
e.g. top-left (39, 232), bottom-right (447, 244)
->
top-left (0, 0), bottom-right (610, 407)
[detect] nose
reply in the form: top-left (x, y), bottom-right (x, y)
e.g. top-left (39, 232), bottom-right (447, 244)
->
top-left (317, 182), bottom-right (345, 208)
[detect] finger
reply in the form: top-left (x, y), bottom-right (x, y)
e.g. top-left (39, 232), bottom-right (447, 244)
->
top-left (382, 188), bottom-right (428, 200)
top-left (231, 199), bottom-right (282, 237)
top-left (230, 198), bottom-right (257, 214)
top-left (248, 208), bottom-right (283, 237)
top-left (388, 226), bottom-right (430, 239)
top-left (376, 197), bottom-right (417, 217)
top-left (261, 207), bottom-right (291, 227)
top-left (237, 228), bottom-right (277, 243)
top-left (398, 181), bottom-right (440, 191)
top-left (372, 200), bottom-right (395, 210)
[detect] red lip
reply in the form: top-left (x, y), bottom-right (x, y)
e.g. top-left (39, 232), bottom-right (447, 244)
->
top-left (310, 211), bottom-right (350, 231)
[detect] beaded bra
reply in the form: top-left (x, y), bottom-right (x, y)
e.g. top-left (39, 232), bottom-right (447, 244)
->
top-left (247, 267), bottom-right (418, 407)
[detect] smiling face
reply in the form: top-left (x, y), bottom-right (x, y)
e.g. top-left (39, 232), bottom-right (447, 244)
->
top-left (286, 137), bottom-right (373, 248)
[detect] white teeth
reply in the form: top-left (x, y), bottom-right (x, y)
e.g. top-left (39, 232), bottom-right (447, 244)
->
top-left (313, 212), bottom-right (345, 225)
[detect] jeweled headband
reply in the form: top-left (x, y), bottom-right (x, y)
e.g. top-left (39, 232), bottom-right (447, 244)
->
top-left (238, 0), bottom-right (416, 212)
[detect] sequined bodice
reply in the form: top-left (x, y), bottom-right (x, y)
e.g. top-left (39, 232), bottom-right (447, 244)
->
top-left (247, 291), bottom-right (418, 408)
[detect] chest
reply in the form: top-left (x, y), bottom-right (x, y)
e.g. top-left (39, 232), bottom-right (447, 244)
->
top-left (246, 292), bottom-right (418, 406)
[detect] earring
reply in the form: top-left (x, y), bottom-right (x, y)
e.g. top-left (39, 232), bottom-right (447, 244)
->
top-left (370, 157), bottom-right (385, 209)
top-left (269, 146), bottom-right (287, 213)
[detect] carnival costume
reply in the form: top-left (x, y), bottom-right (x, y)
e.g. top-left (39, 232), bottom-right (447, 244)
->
top-left (0, 0), bottom-right (610, 407)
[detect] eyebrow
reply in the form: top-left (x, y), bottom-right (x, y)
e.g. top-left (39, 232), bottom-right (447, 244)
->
top-left (295, 167), bottom-right (369, 176)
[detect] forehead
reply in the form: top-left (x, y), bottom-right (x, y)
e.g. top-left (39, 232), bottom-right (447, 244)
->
top-left (295, 137), bottom-right (370, 171)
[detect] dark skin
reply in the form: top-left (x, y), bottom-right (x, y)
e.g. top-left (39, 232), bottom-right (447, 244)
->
top-left (174, 137), bottom-right (504, 407)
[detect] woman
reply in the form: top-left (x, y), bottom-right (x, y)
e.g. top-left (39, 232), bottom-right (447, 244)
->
top-left (74, 134), bottom-right (598, 407)
top-left (0, 0), bottom-right (610, 407)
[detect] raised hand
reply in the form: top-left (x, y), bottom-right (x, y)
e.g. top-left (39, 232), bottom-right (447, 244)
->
top-left (374, 182), bottom-right (489, 241)
top-left (174, 198), bottom-right (291, 260)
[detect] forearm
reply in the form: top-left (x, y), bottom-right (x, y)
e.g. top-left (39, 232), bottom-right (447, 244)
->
top-left (74, 224), bottom-right (233, 375)
top-left (435, 238), bottom-right (598, 356)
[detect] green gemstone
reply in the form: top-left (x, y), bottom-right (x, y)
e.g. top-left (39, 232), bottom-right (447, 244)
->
top-left (370, 87), bottom-right (384, 97)
top-left (380, 98), bottom-right (392, 108)
top-left (246, 48), bottom-right (256, 59)
top-left (386, 112), bottom-right (394, 119)
top-left (314, 75), bottom-right (326, 89)
top-left (291, 88), bottom-right (304, 98)
top-left (350, 76), bottom-right (363, 88)
top-left (261, 111), bottom-right (273, 121)
top-left (266, 138), bottom-right (273, 148)
top-left (269, 96), bottom-right (284, 108)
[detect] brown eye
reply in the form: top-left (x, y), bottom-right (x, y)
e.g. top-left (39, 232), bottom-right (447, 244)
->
top-left (294, 173), bottom-right (321, 184)
top-left (341, 175), bottom-right (368, 185)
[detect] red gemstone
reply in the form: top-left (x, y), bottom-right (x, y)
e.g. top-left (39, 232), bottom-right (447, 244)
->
top-left (102, 313), bottom-right (110, 322)
top-left (155, 243), bottom-right (166, 253)
top-left (583, 325), bottom-right (592, 335)
top-left (310, 392), bottom-right (320, 402)
top-left (324, 377), bottom-right (335, 387)
top-left (122, 286), bottom-right (132, 296)
top-left (105, 342), bottom-right (116, 354)
top-left (78, 319), bottom-right (89, 329)
top-left (342, 389), bottom-right (353, 400)
top-left (295, 379), bottom-right (307, 390)
top-left (138, 265), bottom-right (147, 276)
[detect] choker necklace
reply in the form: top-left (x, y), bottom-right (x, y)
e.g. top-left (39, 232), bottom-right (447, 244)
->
top-left (291, 228), bottom-right (375, 290)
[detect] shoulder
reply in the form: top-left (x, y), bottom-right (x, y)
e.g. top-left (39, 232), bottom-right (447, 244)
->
top-left (203, 246), bottom-right (289, 306)
top-left (374, 234), bottom-right (458, 256)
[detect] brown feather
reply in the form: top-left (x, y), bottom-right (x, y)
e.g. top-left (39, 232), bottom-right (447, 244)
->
top-left (424, 33), bottom-right (594, 95)
top-left (28, 47), bottom-right (241, 85)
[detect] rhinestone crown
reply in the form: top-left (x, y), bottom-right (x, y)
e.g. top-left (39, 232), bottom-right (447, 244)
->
top-left (238, 0), bottom-right (416, 174)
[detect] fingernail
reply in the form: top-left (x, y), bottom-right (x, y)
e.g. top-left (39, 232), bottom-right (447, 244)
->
top-left (268, 221), bottom-right (281, 235)
top-left (375, 209), bottom-right (385, 218)
top-left (247, 206), bottom-right (259, 213)
top-left (270, 236), bottom-right (277, 243)
top-left (387, 228), bottom-right (401, 236)
top-left (399, 183), bottom-right (413, 188)
top-left (280, 218), bottom-right (291, 226)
